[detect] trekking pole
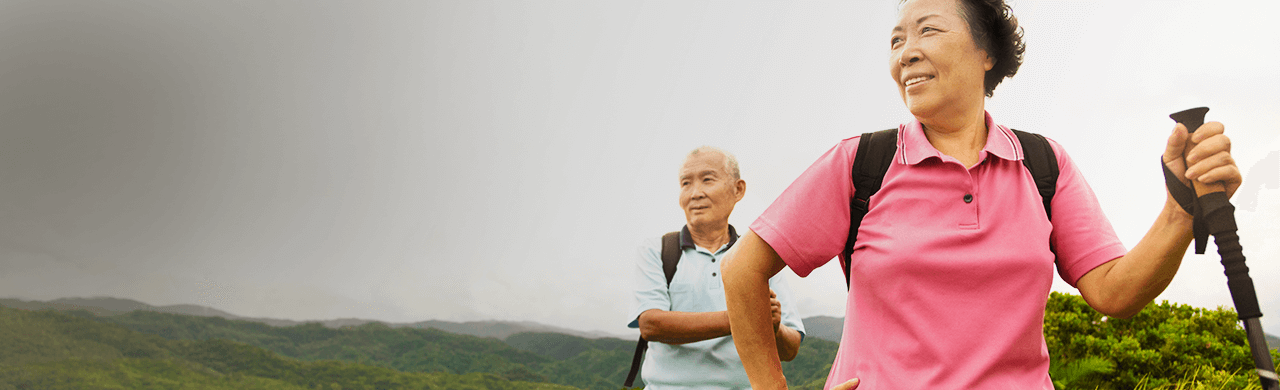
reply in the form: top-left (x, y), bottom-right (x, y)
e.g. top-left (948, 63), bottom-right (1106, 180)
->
top-left (1169, 107), bottom-right (1278, 390)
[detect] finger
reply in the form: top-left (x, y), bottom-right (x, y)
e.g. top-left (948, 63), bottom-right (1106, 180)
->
top-left (1185, 150), bottom-right (1237, 181)
top-left (1188, 121), bottom-right (1225, 144)
top-left (1164, 123), bottom-right (1189, 164)
top-left (833, 378), bottom-right (861, 390)
top-left (1184, 134), bottom-right (1232, 167)
top-left (769, 289), bottom-right (777, 299)
top-left (1194, 164), bottom-right (1243, 189)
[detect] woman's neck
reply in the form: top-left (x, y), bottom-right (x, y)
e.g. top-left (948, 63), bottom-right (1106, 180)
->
top-left (920, 110), bottom-right (988, 168)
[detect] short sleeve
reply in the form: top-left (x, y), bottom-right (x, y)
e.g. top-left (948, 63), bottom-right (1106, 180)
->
top-left (751, 138), bottom-right (861, 277)
top-left (1045, 139), bottom-right (1129, 286)
top-left (628, 237), bottom-right (671, 328)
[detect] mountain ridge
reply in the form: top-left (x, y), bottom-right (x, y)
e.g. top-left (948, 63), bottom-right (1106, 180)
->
top-left (10, 296), bottom-right (1273, 351)
top-left (0, 297), bottom-right (628, 339)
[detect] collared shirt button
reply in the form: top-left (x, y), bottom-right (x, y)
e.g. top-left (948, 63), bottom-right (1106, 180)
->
top-left (712, 272), bottom-right (717, 277)
top-left (964, 194), bottom-right (974, 203)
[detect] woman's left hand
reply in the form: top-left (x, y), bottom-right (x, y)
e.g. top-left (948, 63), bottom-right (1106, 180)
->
top-left (1162, 121), bottom-right (1242, 200)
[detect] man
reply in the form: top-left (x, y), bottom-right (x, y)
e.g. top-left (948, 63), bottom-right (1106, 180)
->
top-left (628, 146), bottom-right (805, 389)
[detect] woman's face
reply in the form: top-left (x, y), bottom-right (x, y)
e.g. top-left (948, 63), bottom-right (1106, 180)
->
top-left (889, 0), bottom-right (993, 122)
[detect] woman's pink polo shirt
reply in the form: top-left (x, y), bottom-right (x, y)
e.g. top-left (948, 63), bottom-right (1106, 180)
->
top-left (750, 113), bottom-right (1127, 389)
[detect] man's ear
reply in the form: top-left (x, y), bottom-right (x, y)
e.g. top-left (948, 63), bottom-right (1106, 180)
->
top-left (734, 179), bottom-right (747, 202)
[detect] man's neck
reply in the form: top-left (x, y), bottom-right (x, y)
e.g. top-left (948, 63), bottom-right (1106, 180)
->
top-left (688, 222), bottom-right (731, 251)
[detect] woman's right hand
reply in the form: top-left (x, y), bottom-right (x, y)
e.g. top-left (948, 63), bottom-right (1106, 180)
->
top-left (832, 378), bottom-right (861, 389)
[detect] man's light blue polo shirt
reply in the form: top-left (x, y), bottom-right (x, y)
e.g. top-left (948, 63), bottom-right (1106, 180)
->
top-left (628, 225), bottom-right (805, 390)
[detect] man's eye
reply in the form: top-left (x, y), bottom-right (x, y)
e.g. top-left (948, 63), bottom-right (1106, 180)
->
top-left (922, 27), bottom-right (936, 33)
top-left (890, 37), bottom-right (903, 47)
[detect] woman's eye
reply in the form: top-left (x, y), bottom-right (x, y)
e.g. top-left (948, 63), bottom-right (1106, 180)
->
top-left (890, 37), bottom-right (903, 47)
top-left (922, 27), bottom-right (936, 33)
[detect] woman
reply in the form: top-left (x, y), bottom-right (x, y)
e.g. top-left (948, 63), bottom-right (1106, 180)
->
top-left (720, 0), bottom-right (1242, 389)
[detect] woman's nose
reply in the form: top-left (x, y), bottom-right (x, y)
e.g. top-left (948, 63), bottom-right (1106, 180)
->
top-left (898, 40), bottom-right (922, 66)
top-left (899, 48), bottom-right (921, 66)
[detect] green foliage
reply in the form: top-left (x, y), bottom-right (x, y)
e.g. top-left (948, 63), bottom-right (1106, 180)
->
top-left (0, 307), bottom-right (170, 365)
top-left (782, 337), bottom-right (839, 388)
top-left (20, 294), bottom-right (1277, 390)
top-left (1049, 356), bottom-right (1115, 390)
top-left (503, 331), bottom-right (838, 390)
top-left (100, 310), bottom-right (552, 376)
top-left (506, 332), bottom-right (632, 361)
top-left (0, 307), bottom-right (577, 390)
top-left (1132, 366), bottom-right (1266, 390)
top-left (1044, 292), bottom-right (1278, 389)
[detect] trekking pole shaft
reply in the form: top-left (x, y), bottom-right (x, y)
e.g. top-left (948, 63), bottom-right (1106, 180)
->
top-left (1213, 226), bottom-right (1278, 389)
top-left (1172, 107), bottom-right (1277, 389)
top-left (1244, 318), bottom-right (1279, 389)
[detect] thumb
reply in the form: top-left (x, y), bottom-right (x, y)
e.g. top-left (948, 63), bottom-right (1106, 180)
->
top-left (833, 378), bottom-right (860, 390)
top-left (1163, 123), bottom-right (1189, 164)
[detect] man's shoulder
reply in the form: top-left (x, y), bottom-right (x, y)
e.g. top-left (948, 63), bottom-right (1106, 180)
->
top-left (635, 232), bottom-right (680, 266)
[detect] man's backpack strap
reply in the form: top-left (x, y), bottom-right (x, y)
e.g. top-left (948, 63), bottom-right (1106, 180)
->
top-left (842, 129), bottom-right (899, 290)
top-left (625, 231), bottom-right (683, 388)
top-left (1012, 129), bottom-right (1058, 221)
top-left (660, 231), bottom-right (682, 286)
top-left (624, 334), bottom-right (646, 388)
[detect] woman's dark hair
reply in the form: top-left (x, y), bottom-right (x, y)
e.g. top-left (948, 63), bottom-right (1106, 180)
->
top-left (955, 0), bottom-right (1025, 97)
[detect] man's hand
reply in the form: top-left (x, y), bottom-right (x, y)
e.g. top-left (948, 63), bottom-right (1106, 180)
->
top-left (832, 378), bottom-right (860, 389)
top-left (769, 289), bottom-right (781, 333)
top-left (1163, 121), bottom-right (1241, 201)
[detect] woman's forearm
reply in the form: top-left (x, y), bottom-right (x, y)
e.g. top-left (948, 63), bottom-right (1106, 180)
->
top-left (722, 231), bottom-right (790, 389)
top-left (1078, 198), bottom-right (1194, 318)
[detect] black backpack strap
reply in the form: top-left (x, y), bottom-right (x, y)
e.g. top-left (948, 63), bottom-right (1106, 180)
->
top-left (838, 128), bottom-right (1059, 291)
top-left (625, 231), bottom-right (683, 388)
top-left (843, 129), bottom-right (898, 290)
top-left (1011, 129), bottom-right (1059, 221)
top-left (660, 231), bottom-right (682, 286)
top-left (624, 334), bottom-right (646, 388)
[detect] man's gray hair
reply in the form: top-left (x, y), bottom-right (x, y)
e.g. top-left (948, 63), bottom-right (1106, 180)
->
top-left (685, 146), bottom-right (741, 180)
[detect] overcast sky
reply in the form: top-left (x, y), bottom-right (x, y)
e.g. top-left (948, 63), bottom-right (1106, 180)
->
top-left (1, 0), bottom-right (1277, 337)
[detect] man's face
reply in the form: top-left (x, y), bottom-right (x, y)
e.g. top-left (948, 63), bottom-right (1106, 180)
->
top-left (678, 152), bottom-right (744, 229)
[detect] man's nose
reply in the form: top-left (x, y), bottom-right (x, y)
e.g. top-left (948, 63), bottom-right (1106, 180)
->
top-left (689, 185), bottom-right (708, 200)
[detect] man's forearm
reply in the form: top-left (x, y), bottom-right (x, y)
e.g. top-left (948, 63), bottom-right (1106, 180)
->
top-left (775, 325), bottom-right (802, 362)
top-left (638, 309), bottom-right (731, 344)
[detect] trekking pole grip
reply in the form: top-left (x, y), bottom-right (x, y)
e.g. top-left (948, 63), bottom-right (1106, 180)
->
top-left (1169, 107), bottom-right (1226, 195)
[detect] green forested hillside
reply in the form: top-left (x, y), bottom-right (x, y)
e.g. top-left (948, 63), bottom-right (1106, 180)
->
top-left (0, 307), bottom-right (576, 390)
top-left (7, 293), bottom-right (1275, 390)
top-left (86, 310), bottom-right (839, 390)
top-left (99, 309), bottom-right (551, 372)
top-left (0, 306), bottom-right (839, 390)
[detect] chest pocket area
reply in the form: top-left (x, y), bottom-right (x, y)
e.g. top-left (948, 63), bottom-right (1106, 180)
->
top-left (666, 283), bottom-right (694, 310)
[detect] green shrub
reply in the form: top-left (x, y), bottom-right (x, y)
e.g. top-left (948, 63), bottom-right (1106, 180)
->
top-left (1044, 292), bottom-right (1279, 389)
